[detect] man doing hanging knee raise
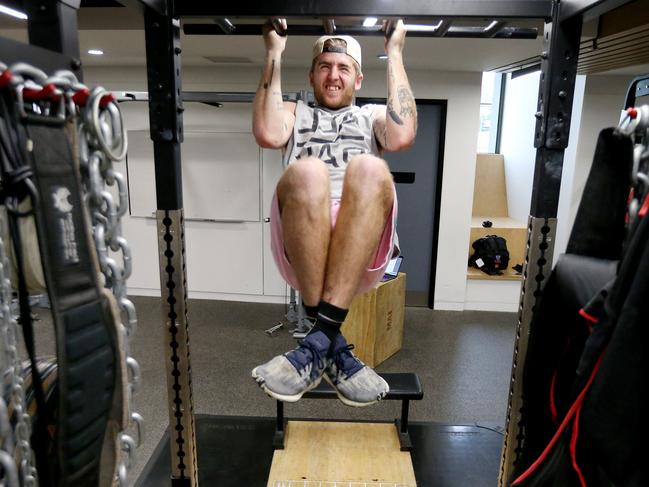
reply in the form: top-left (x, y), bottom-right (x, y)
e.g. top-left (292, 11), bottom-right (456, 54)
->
top-left (251, 19), bottom-right (417, 407)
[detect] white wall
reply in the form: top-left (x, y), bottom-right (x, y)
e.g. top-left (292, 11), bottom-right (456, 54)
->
top-left (471, 72), bottom-right (633, 309)
top-left (554, 74), bottom-right (635, 258)
top-left (85, 65), bottom-right (482, 308)
top-left (499, 71), bottom-right (541, 223)
top-left (493, 72), bottom-right (636, 262)
top-left (500, 73), bottom-right (639, 263)
top-left (555, 75), bottom-right (586, 260)
top-left (464, 71), bottom-right (541, 313)
top-left (86, 62), bottom-right (634, 310)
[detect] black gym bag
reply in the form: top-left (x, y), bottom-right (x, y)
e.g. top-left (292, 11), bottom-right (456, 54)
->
top-left (468, 235), bottom-right (510, 275)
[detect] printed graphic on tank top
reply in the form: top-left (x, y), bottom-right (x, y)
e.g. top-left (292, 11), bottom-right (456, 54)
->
top-left (283, 100), bottom-right (382, 199)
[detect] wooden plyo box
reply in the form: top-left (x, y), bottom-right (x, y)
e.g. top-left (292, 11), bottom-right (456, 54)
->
top-left (340, 273), bottom-right (406, 368)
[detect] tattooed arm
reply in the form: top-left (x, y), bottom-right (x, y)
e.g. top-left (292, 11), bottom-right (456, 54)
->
top-left (252, 19), bottom-right (296, 149)
top-left (373, 20), bottom-right (417, 152)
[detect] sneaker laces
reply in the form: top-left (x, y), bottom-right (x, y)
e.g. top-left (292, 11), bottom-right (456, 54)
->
top-left (287, 339), bottom-right (326, 381)
top-left (331, 344), bottom-right (363, 379)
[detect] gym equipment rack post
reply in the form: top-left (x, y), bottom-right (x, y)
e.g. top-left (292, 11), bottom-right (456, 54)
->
top-left (0, 1), bottom-right (82, 79)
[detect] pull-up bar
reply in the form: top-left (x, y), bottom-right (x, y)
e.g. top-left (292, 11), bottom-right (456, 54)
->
top-left (116, 91), bottom-right (315, 104)
top-left (183, 22), bottom-right (539, 39)
top-left (173, 0), bottom-right (553, 19)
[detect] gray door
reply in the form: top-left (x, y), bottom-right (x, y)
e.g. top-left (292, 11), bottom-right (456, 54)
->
top-left (359, 99), bottom-right (445, 307)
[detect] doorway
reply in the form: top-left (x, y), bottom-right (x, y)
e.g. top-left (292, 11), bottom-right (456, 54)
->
top-left (358, 98), bottom-right (447, 307)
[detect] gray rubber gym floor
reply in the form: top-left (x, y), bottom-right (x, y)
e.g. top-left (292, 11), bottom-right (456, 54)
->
top-left (32, 296), bottom-right (517, 484)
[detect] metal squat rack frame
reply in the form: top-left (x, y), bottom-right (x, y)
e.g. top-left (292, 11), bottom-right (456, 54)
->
top-left (134, 1), bottom-right (634, 486)
top-left (0, 1), bottom-right (635, 486)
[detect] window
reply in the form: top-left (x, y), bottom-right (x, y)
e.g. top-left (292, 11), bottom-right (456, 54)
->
top-left (477, 72), bottom-right (504, 153)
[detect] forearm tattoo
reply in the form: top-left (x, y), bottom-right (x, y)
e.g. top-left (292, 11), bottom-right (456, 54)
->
top-left (263, 59), bottom-right (275, 89)
top-left (386, 59), bottom-right (404, 125)
top-left (397, 86), bottom-right (415, 118)
top-left (387, 98), bottom-right (404, 125)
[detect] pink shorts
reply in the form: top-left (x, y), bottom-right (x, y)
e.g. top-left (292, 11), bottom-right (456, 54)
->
top-left (270, 188), bottom-right (398, 295)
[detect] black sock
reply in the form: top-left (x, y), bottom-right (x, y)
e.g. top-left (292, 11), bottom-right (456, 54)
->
top-left (303, 304), bottom-right (319, 321)
top-left (312, 300), bottom-right (348, 344)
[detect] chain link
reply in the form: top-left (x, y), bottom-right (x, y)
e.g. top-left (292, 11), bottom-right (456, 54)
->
top-left (0, 62), bottom-right (143, 485)
top-left (73, 76), bottom-right (143, 487)
top-left (0, 234), bottom-right (37, 487)
top-left (0, 63), bottom-right (46, 487)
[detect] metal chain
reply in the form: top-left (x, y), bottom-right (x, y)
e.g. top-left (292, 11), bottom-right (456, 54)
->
top-left (0, 63), bottom-right (143, 486)
top-left (73, 79), bottom-right (144, 486)
top-left (617, 105), bottom-right (649, 229)
top-left (0, 61), bottom-right (42, 487)
top-left (0, 233), bottom-right (37, 487)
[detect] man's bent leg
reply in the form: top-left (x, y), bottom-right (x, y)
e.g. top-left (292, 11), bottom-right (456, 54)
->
top-left (277, 157), bottom-right (331, 308)
top-left (319, 154), bottom-right (394, 406)
top-left (252, 158), bottom-right (332, 402)
top-left (323, 154), bottom-right (394, 308)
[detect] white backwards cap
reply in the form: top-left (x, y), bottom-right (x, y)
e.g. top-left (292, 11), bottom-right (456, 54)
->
top-left (312, 35), bottom-right (362, 69)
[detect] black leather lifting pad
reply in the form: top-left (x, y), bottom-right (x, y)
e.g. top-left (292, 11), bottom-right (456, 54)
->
top-left (135, 415), bottom-right (503, 487)
top-left (24, 121), bottom-right (117, 486)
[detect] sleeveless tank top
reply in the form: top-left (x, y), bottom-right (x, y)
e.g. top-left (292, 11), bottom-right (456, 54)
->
top-left (283, 100), bottom-right (382, 199)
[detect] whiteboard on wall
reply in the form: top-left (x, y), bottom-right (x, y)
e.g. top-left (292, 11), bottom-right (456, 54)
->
top-left (126, 130), bottom-right (261, 221)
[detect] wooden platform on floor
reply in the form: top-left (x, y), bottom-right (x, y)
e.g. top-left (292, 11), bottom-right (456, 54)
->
top-left (267, 421), bottom-right (417, 487)
top-left (134, 415), bottom-right (504, 487)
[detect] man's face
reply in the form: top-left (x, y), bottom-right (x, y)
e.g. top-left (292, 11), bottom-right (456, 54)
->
top-left (309, 52), bottom-right (363, 109)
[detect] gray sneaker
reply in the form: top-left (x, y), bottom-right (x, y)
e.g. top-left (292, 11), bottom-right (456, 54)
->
top-left (252, 330), bottom-right (331, 402)
top-left (324, 334), bottom-right (389, 407)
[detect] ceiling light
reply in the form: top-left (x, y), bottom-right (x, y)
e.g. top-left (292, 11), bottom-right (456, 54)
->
top-left (87, 49), bottom-right (104, 56)
top-left (484, 20), bottom-right (499, 31)
top-left (377, 54), bottom-right (388, 60)
top-left (404, 21), bottom-right (443, 32)
top-left (0, 3), bottom-right (27, 20)
top-left (363, 17), bottom-right (378, 27)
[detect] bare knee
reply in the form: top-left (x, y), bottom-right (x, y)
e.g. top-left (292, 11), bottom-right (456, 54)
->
top-left (344, 154), bottom-right (393, 198)
top-left (277, 157), bottom-right (330, 207)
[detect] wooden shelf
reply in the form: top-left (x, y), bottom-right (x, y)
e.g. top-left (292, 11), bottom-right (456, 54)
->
top-left (471, 216), bottom-right (527, 229)
top-left (467, 267), bottom-right (523, 281)
top-left (468, 154), bottom-right (526, 284)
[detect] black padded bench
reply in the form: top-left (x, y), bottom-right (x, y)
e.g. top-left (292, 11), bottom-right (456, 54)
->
top-left (273, 372), bottom-right (423, 451)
